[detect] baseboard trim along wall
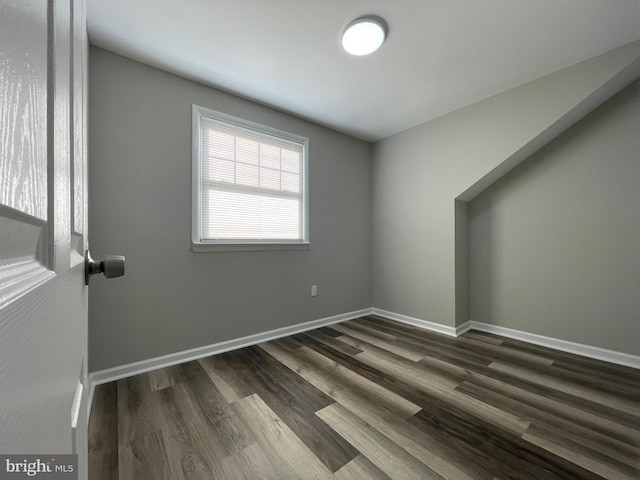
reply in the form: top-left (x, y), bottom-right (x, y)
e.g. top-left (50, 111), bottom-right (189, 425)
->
top-left (87, 308), bottom-right (640, 423)
top-left (87, 307), bottom-right (373, 420)
top-left (365, 313), bottom-right (640, 369)
top-left (466, 320), bottom-right (640, 370)
top-left (371, 308), bottom-right (459, 337)
top-left (90, 307), bottom-right (374, 386)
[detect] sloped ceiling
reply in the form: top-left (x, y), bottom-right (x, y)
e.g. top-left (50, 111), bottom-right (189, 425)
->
top-left (87, 0), bottom-right (640, 141)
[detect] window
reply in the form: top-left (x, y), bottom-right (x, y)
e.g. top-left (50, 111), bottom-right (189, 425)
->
top-left (192, 105), bottom-right (309, 252)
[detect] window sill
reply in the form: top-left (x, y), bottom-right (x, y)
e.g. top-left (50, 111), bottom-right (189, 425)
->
top-left (192, 242), bottom-right (310, 253)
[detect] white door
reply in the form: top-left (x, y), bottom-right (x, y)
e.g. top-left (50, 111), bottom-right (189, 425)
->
top-left (0, 0), bottom-right (89, 476)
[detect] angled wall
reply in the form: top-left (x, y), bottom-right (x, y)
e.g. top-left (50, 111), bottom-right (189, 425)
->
top-left (372, 40), bottom-right (640, 332)
top-left (469, 79), bottom-right (640, 355)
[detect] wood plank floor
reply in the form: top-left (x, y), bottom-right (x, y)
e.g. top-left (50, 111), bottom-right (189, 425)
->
top-left (88, 316), bottom-right (640, 480)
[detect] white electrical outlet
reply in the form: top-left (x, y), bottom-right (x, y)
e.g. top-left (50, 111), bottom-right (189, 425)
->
top-left (311, 285), bottom-right (317, 297)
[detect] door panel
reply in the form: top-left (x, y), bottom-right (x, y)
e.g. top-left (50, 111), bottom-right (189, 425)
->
top-left (0, 0), bottom-right (88, 476)
top-left (0, 0), bottom-right (48, 221)
top-left (71, 0), bottom-right (87, 267)
top-left (0, 269), bottom-right (85, 450)
top-left (52, 0), bottom-right (72, 272)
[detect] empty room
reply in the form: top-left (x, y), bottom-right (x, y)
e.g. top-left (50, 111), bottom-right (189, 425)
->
top-left (1, 1), bottom-right (639, 479)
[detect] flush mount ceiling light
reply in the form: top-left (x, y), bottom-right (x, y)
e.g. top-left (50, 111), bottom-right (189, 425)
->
top-left (341, 15), bottom-right (388, 56)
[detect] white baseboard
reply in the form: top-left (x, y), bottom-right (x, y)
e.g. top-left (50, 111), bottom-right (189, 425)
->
top-left (369, 309), bottom-right (640, 370)
top-left (455, 320), bottom-right (472, 336)
top-left (86, 308), bottom-right (639, 423)
top-left (87, 307), bottom-right (372, 406)
top-left (87, 307), bottom-right (373, 421)
top-left (468, 321), bottom-right (640, 370)
top-left (371, 308), bottom-right (458, 337)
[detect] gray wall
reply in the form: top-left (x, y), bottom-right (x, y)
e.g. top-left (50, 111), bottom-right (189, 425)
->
top-left (89, 42), bottom-right (640, 372)
top-left (88, 48), bottom-right (371, 371)
top-left (469, 80), bottom-right (640, 355)
top-left (371, 41), bottom-right (640, 330)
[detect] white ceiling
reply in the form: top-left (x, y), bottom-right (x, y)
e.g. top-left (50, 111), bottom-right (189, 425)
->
top-left (86, 1), bottom-right (640, 142)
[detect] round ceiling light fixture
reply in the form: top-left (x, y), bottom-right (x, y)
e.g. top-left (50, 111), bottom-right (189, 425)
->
top-left (341, 15), bottom-right (388, 56)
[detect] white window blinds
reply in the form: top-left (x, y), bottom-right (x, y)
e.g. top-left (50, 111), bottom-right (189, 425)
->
top-left (196, 111), bottom-right (307, 243)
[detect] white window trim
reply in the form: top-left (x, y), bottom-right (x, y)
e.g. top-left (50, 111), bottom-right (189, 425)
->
top-left (192, 105), bottom-right (310, 252)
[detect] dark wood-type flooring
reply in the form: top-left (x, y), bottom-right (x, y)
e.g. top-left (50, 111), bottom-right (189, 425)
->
top-left (88, 316), bottom-right (640, 479)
